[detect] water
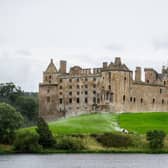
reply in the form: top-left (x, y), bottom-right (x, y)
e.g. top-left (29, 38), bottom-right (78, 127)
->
top-left (0, 154), bottom-right (168, 168)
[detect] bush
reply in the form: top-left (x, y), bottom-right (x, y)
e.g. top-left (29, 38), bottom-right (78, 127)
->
top-left (14, 131), bottom-right (42, 153)
top-left (36, 117), bottom-right (55, 148)
top-left (0, 103), bottom-right (23, 144)
top-left (55, 136), bottom-right (85, 151)
top-left (94, 133), bottom-right (132, 147)
top-left (146, 130), bottom-right (166, 150)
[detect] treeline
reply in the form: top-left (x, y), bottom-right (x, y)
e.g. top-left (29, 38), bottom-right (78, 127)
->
top-left (0, 82), bottom-right (38, 126)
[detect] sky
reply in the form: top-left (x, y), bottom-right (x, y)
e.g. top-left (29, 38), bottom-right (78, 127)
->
top-left (0, 0), bottom-right (168, 91)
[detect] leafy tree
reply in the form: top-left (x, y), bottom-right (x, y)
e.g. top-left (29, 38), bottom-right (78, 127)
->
top-left (0, 82), bottom-right (23, 103)
top-left (146, 130), bottom-right (166, 150)
top-left (14, 131), bottom-right (42, 153)
top-left (0, 103), bottom-right (23, 144)
top-left (15, 96), bottom-right (38, 121)
top-left (36, 117), bottom-right (55, 148)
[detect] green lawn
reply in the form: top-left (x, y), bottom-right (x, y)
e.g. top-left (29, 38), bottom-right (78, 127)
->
top-left (119, 112), bottom-right (168, 134)
top-left (20, 113), bottom-right (118, 135)
top-left (20, 112), bottom-right (168, 135)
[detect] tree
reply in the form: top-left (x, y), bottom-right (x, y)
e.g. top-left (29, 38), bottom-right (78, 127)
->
top-left (0, 82), bottom-right (23, 103)
top-left (146, 130), bottom-right (166, 150)
top-left (0, 103), bottom-right (23, 144)
top-left (14, 131), bottom-right (42, 153)
top-left (15, 96), bottom-right (38, 121)
top-left (36, 117), bottom-right (55, 148)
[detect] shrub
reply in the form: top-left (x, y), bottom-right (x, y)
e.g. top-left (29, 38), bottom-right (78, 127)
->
top-left (146, 130), bottom-right (166, 150)
top-left (0, 103), bottom-right (23, 144)
top-left (14, 131), bottom-right (42, 153)
top-left (55, 136), bottom-right (85, 151)
top-left (36, 117), bottom-right (55, 148)
top-left (94, 133), bottom-right (132, 147)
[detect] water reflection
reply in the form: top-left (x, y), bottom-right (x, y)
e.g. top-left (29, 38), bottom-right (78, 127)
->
top-left (0, 154), bottom-right (167, 168)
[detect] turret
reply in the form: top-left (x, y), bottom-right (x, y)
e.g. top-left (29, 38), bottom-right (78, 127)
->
top-left (43, 59), bottom-right (57, 83)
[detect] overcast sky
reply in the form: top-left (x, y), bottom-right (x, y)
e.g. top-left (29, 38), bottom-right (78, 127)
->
top-left (0, 0), bottom-right (168, 91)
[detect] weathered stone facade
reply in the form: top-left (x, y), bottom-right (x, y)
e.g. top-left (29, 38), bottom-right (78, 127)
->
top-left (39, 57), bottom-right (168, 120)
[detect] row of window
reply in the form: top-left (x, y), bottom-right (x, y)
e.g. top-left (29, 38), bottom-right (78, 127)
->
top-left (47, 97), bottom-right (99, 104)
top-left (60, 77), bottom-right (97, 83)
top-left (123, 95), bottom-right (167, 104)
top-left (59, 90), bottom-right (96, 95)
top-left (59, 97), bottom-right (98, 104)
top-left (59, 84), bottom-right (96, 90)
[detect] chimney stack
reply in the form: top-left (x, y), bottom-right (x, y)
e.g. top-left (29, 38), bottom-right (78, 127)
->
top-left (103, 62), bottom-right (108, 68)
top-left (114, 57), bottom-right (121, 65)
top-left (135, 67), bottom-right (141, 82)
top-left (59, 60), bottom-right (67, 74)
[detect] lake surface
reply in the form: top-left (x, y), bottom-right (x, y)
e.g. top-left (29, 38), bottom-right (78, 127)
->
top-left (0, 154), bottom-right (168, 168)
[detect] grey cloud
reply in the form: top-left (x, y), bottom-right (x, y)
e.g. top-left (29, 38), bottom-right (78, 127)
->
top-left (104, 44), bottom-right (124, 51)
top-left (153, 38), bottom-right (168, 50)
top-left (15, 49), bottom-right (32, 56)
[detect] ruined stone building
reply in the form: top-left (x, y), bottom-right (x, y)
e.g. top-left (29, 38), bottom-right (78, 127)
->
top-left (39, 57), bottom-right (168, 120)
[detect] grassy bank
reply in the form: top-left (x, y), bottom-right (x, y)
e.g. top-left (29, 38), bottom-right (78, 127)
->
top-left (3, 112), bottom-right (168, 154)
top-left (119, 112), bottom-right (168, 134)
top-left (19, 113), bottom-right (118, 135)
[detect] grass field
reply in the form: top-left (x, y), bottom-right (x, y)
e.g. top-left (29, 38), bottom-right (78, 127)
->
top-left (21, 113), bottom-right (118, 135)
top-left (119, 112), bottom-right (168, 134)
top-left (20, 112), bottom-right (168, 135)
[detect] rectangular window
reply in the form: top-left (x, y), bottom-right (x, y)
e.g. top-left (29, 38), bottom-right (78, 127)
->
top-left (93, 97), bottom-right (96, 104)
top-left (77, 98), bottom-right (80, 103)
top-left (69, 92), bottom-right (72, 96)
top-left (59, 98), bottom-right (63, 104)
top-left (85, 91), bottom-right (88, 95)
top-left (69, 98), bottom-right (72, 104)
top-left (47, 96), bottom-right (50, 103)
top-left (85, 98), bottom-right (88, 103)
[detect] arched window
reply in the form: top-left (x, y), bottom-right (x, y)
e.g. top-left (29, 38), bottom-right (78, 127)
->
top-left (152, 98), bottom-right (155, 104)
top-left (162, 99), bottom-right (164, 104)
top-left (110, 93), bottom-right (113, 102)
top-left (160, 88), bottom-right (162, 94)
top-left (164, 81), bottom-right (166, 86)
top-left (130, 97), bottom-right (132, 102)
top-left (133, 97), bottom-right (136, 103)
top-left (123, 95), bottom-right (126, 102)
top-left (141, 98), bottom-right (143, 103)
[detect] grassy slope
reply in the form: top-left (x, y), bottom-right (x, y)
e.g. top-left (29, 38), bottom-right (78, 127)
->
top-left (20, 113), bottom-right (118, 135)
top-left (119, 112), bottom-right (168, 134)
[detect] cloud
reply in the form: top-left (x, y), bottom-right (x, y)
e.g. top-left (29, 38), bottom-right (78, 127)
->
top-left (104, 44), bottom-right (124, 51)
top-left (153, 38), bottom-right (168, 50)
top-left (15, 49), bottom-right (32, 56)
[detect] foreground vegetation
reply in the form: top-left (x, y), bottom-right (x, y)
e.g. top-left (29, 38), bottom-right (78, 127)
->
top-left (0, 112), bottom-right (168, 154)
